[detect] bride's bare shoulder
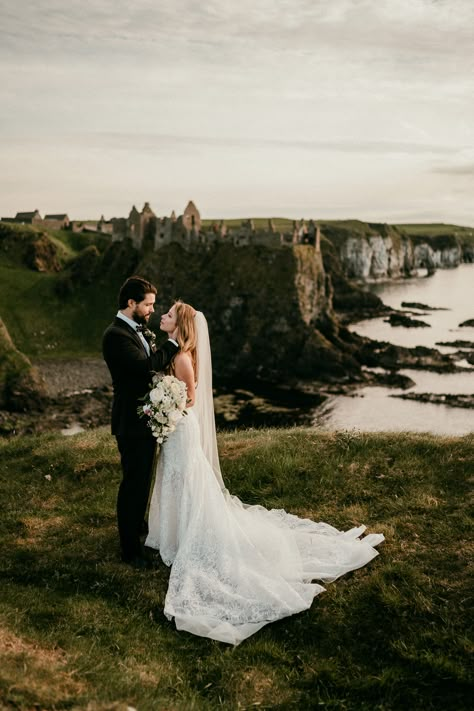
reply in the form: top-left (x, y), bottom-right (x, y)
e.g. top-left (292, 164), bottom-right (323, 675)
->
top-left (174, 351), bottom-right (192, 366)
top-left (173, 351), bottom-right (193, 375)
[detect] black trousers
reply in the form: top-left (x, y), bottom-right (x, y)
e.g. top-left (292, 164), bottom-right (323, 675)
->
top-left (115, 435), bottom-right (156, 560)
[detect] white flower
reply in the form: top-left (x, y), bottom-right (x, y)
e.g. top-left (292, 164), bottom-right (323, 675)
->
top-left (170, 381), bottom-right (182, 397)
top-left (138, 374), bottom-right (188, 443)
top-left (169, 410), bottom-right (182, 424)
top-left (149, 385), bottom-right (164, 404)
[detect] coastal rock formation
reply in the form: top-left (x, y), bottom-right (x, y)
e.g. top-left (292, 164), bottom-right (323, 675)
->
top-left (320, 222), bottom-right (467, 281)
top-left (0, 222), bottom-right (62, 272)
top-left (320, 222), bottom-right (414, 280)
top-left (385, 314), bottom-right (431, 328)
top-left (401, 302), bottom-right (448, 311)
top-left (128, 241), bottom-right (361, 381)
top-left (391, 392), bottom-right (474, 410)
top-left (413, 237), bottom-right (462, 272)
top-left (0, 318), bottom-right (47, 411)
top-left (356, 339), bottom-right (458, 373)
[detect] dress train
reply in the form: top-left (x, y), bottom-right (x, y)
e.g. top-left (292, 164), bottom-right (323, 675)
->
top-left (145, 410), bottom-right (384, 645)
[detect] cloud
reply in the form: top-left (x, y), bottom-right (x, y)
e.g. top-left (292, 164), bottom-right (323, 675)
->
top-left (88, 131), bottom-right (459, 156)
top-left (0, 0), bottom-right (472, 223)
top-left (433, 163), bottom-right (474, 176)
top-left (1, 0), bottom-right (473, 61)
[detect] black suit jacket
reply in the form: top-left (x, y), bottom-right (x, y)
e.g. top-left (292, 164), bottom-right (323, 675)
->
top-left (102, 317), bottom-right (179, 437)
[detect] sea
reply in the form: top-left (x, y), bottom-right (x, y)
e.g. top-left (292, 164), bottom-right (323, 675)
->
top-left (312, 263), bottom-right (474, 435)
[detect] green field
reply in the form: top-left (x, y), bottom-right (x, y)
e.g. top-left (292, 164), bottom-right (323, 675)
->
top-left (395, 223), bottom-right (474, 237)
top-left (0, 428), bottom-right (472, 710)
top-left (0, 263), bottom-right (119, 358)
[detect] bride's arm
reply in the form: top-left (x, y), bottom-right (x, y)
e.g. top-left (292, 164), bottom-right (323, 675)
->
top-left (173, 353), bottom-right (196, 407)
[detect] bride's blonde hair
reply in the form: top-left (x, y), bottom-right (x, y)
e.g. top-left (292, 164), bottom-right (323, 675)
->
top-left (174, 301), bottom-right (197, 377)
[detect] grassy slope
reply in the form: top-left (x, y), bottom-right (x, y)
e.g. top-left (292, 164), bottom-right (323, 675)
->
top-left (0, 267), bottom-right (117, 358)
top-left (0, 428), bottom-right (472, 710)
top-left (0, 223), bottom-right (119, 358)
top-left (0, 261), bottom-right (120, 358)
top-left (396, 223), bottom-right (474, 249)
top-left (396, 223), bottom-right (474, 237)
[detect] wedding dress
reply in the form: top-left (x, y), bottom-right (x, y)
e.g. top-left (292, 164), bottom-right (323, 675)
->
top-left (145, 313), bottom-right (384, 645)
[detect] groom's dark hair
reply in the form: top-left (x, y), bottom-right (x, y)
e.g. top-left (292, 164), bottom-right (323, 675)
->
top-left (118, 276), bottom-right (157, 308)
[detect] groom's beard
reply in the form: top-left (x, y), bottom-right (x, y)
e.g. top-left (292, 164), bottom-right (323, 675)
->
top-left (132, 312), bottom-right (148, 326)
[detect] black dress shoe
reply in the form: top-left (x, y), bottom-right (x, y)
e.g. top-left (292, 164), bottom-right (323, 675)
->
top-left (121, 555), bottom-right (153, 570)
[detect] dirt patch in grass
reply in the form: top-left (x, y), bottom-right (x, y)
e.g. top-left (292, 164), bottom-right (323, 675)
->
top-left (236, 666), bottom-right (293, 707)
top-left (219, 438), bottom-right (260, 460)
top-left (0, 626), bottom-right (86, 706)
top-left (15, 515), bottom-right (65, 547)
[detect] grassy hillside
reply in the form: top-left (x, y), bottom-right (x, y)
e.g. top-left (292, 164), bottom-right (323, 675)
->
top-left (396, 223), bottom-right (474, 251)
top-left (396, 223), bottom-right (474, 237)
top-left (0, 427), bottom-right (471, 710)
top-left (0, 264), bottom-right (121, 358)
top-left (0, 223), bottom-right (127, 358)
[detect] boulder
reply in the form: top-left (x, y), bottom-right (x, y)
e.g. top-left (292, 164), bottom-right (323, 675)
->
top-left (0, 318), bottom-right (47, 411)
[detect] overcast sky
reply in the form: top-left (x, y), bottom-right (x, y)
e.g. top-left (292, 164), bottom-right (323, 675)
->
top-left (1, 0), bottom-right (473, 224)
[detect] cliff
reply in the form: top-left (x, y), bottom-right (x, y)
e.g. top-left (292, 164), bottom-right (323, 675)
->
top-left (321, 221), bottom-right (472, 281)
top-left (129, 241), bottom-right (360, 381)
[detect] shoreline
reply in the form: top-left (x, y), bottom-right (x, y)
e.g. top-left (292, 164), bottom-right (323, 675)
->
top-left (0, 349), bottom-right (472, 438)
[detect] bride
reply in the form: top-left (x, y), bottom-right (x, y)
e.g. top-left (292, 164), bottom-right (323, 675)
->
top-left (145, 302), bottom-right (384, 645)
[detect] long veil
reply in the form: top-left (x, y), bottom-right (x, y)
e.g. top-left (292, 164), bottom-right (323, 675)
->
top-left (193, 311), bottom-right (226, 490)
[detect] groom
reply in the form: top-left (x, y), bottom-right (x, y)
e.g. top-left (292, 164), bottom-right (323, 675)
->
top-left (102, 276), bottom-right (179, 568)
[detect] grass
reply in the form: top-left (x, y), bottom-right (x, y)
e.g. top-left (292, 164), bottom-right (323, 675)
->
top-left (396, 223), bottom-right (474, 249)
top-left (0, 263), bottom-right (121, 358)
top-left (395, 223), bottom-right (474, 237)
top-left (0, 427), bottom-right (472, 710)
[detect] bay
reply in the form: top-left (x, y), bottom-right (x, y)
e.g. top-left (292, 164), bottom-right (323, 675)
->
top-left (313, 263), bottom-right (474, 435)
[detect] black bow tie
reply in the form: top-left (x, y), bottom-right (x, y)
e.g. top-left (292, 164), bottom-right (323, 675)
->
top-left (136, 325), bottom-right (145, 333)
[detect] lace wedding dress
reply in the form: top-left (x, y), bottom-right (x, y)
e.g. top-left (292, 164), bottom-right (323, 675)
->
top-left (145, 314), bottom-right (384, 645)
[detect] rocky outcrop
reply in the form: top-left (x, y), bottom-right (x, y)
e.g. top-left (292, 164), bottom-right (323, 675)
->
top-left (55, 245), bottom-right (102, 295)
top-left (0, 318), bottom-right (47, 411)
top-left (384, 314), bottom-right (431, 328)
top-left (0, 222), bottom-right (62, 271)
top-left (402, 302), bottom-right (447, 311)
top-left (321, 222), bottom-right (468, 282)
top-left (319, 235), bottom-right (387, 321)
top-left (356, 338), bottom-right (458, 373)
top-left (131, 241), bottom-right (361, 382)
top-left (462, 242), bottom-right (474, 262)
top-left (391, 393), bottom-right (474, 409)
top-left (320, 222), bottom-right (414, 280)
top-left (412, 235), bottom-right (462, 271)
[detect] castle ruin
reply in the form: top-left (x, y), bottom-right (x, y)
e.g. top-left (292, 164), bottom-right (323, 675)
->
top-left (110, 201), bottom-right (321, 252)
top-left (1, 201), bottom-right (321, 253)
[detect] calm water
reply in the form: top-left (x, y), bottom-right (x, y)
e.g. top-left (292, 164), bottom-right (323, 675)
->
top-left (313, 264), bottom-right (474, 435)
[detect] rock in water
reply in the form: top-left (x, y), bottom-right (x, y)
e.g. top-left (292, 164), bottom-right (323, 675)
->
top-left (401, 301), bottom-right (448, 311)
top-left (385, 313), bottom-right (431, 328)
top-left (459, 319), bottom-right (474, 327)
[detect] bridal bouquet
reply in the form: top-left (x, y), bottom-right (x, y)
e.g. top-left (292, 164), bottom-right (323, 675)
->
top-left (138, 373), bottom-right (187, 443)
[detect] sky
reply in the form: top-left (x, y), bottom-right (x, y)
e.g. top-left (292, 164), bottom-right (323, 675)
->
top-left (1, 0), bottom-right (473, 225)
